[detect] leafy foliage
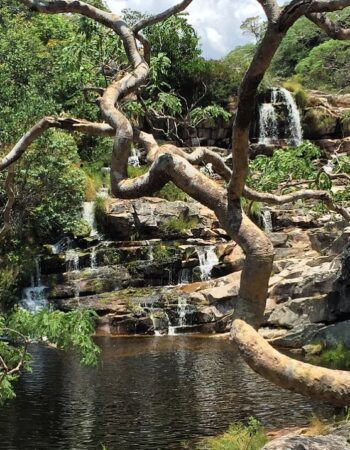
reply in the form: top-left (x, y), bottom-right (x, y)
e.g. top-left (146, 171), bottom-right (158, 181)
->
top-left (0, 130), bottom-right (86, 242)
top-left (248, 141), bottom-right (321, 192)
top-left (0, 309), bottom-right (100, 404)
top-left (160, 216), bottom-right (198, 233)
top-left (296, 40), bottom-right (350, 92)
top-left (320, 343), bottom-right (350, 370)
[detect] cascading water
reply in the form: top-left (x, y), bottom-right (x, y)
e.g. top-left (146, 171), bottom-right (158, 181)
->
top-left (52, 237), bottom-right (72, 255)
top-left (90, 246), bottom-right (97, 270)
top-left (279, 87), bottom-right (303, 146)
top-left (259, 103), bottom-right (279, 145)
top-left (82, 202), bottom-right (99, 237)
top-left (21, 257), bottom-right (48, 313)
top-left (196, 246), bottom-right (219, 281)
top-left (128, 148), bottom-right (141, 167)
top-left (65, 249), bottom-right (80, 299)
top-left (261, 209), bottom-right (273, 232)
top-left (178, 268), bottom-right (192, 285)
top-left (258, 87), bottom-right (303, 146)
top-left (168, 297), bottom-right (189, 335)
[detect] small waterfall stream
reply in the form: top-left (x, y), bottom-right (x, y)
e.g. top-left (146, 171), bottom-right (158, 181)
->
top-left (168, 298), bottom-right (190, 335)
top-left (261, 209), bottom-right (273, 232)
top-left (196, 246), bottom-right (219, 281)
top-left (65, 249), bottom-right (80, 299)
top-left (82, 202), bottom-right (99, 237)
top-left (21, 257), bottom-right (48, 313)
top-left (258, 87), bottom-right (303, 146)
top-left (128, 148), bottom-right (141, 167)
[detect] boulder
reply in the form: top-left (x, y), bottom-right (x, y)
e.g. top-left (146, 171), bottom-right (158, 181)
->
top-left (269, 260), bottom-right (340, 303)
top-left (268, 323), bottom-right (323, 348)
top-left (109, 315), bottom-right (154, 335)
top-left (265, 295), bottom-right (337, 329)
top-left (313, 320), bottom-right (350, 347)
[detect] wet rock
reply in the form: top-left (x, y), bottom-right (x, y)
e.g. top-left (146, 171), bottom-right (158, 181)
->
top-left (313, 320), bottom-right (350, 347)
top-left (109, 315), bottom-right (154, 335)
top-left (268, 323), bottom-right (323, 348)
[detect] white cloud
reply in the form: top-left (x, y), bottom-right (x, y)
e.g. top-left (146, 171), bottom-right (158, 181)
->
top-left (105, 0), bottom-right (264, 58)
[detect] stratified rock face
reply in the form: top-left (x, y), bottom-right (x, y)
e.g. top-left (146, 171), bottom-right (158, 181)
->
top-left (105, 197), bottom-right (223, 241)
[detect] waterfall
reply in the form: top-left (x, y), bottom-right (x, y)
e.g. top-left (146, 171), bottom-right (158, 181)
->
top-left (90, 246), bottom-right (97, 270)
top-left (148, 245), bottom-right (154, 262)
top-left (178, 268), bottom-right (192, 285)
top-left (21, 257), bottom-right (48, 313)
top-left (259, 103), bottom-right (278, 145)
top-left (168, 297), bottom-right (189, 335)
top-left (178, 298), bottom-right (188, 327)
top-left (52, 237), bottom-right (72, 255)
top-left (82, 202), bottom-right (99, 237)
top-left (65, 249), bottom-right (80, 299)
top-left (196, 246), bottom-right (219, 281)
top-left (258, 87), bottom-right (302, 146)
top-left (128, 148), bottom-right (141, 167)
top-left (261, 209), bottom-right (273, 232)
top-left (279, 88), bottom-right (303, 146)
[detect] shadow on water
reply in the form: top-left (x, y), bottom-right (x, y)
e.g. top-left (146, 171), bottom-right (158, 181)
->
top-left (0, 336), bottom-right (335, 450)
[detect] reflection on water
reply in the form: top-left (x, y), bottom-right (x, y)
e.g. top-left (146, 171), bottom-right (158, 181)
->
top-left (0, 336), bottom-right (335, 450)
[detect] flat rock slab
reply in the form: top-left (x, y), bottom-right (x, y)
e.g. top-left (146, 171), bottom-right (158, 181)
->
top-left (263, 434), bottom-right (350, 449)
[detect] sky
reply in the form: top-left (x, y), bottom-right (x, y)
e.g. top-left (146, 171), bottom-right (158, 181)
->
top-left (105, 0), bottom-right (265, 59)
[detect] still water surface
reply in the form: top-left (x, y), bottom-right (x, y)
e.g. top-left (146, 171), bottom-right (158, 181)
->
top-left (0, 336), bottom-right (335, 450)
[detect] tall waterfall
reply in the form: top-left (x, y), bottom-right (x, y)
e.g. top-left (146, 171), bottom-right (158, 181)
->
top-left (279, 88), bottom-right (303, 146)
top-left (258, 87), bottom-right (303, 146)
top-left (21, 257), bottom-right (48, 313)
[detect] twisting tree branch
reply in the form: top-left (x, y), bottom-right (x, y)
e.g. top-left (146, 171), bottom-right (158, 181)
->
top-left (257, 0), bottom-right (281, 21)
top-left (0, 117), bottom-right (116, 171)
top-left (132, 0), bottom-right (194, 33)
top-left (307, 12), bottom-right (350, 39)
top-left (244, 186), bottom-right (350, 221)
top-left (279, 0), bottom-right (350, 29)
top-left (231, 319), bottom-right (350, 406)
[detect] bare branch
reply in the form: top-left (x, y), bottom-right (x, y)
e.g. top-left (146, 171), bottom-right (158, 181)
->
top-left (19, 0), bottom-right (119, 29)
top-left (257, 0), bottom-right (281, 21)
top-left (307, 12), bottom-right (350, 39)
top-left (307, 0), bottom-right (350, 13)
top-left (231, 319), bottom-right (350, 406)
top-left (132, 0), bottom-right (193, 33)
top-left (0, 117), bottom-right (115, 171)
top-left (244, 186), bottom-right (350, 221)
top-left (280, 0), bottom-right (350, 29)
